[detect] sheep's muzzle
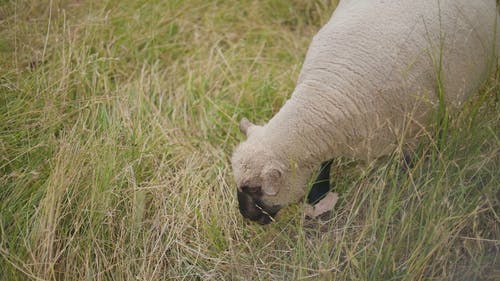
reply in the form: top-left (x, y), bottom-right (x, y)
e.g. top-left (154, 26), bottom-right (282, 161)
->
top-left (237, 190), bottom-right (281, 224)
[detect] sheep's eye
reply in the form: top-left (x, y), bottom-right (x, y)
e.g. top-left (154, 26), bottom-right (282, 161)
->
top-left (242, 186), bottom-right (261, 194)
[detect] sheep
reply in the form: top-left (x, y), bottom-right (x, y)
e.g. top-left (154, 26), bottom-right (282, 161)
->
top-left (232, 0), bottom-right (499, 224)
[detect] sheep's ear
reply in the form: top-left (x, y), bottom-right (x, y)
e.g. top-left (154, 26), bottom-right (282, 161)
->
top-left (261, 164), bottom-right (283, 196)
top-left (239, 118), bottom-right (255, 136)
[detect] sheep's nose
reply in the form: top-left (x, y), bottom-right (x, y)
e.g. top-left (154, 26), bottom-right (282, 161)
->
top-left (237, 190), bottom-right (281, 224)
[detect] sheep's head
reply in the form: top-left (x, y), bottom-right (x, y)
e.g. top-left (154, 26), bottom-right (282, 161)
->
top-left (231, 118), bottom-right (312, 224)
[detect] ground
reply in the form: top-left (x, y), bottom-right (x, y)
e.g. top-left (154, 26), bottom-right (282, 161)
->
top-left (0, 0), bottom-right (499, 280)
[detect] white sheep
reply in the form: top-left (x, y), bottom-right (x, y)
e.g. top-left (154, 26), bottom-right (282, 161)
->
top-left (232, 0), bottom-right (499, 224)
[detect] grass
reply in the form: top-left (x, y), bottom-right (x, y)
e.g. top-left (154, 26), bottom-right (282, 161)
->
top-left (0, 0), bottom-right (498, 280)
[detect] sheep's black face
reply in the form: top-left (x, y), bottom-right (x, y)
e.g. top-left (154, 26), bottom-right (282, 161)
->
top-left (237, 186), bottom-right (281, 224)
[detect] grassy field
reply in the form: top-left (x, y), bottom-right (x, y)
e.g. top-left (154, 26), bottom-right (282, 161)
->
top-left (0, 0), bottom-right (499, 280)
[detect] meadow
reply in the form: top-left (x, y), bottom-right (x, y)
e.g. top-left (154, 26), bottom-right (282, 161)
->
top-left (0, 0), bottom-right (498, 280)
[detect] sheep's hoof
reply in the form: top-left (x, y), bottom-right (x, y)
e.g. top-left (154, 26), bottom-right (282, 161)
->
top-left (305, 192), bottom-right (338, 219)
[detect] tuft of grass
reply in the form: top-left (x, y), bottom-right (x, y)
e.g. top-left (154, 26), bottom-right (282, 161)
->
top-left (0, 0), bottom-right (498, 280)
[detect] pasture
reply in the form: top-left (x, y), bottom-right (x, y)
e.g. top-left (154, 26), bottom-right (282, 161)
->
top-left (1, 0), bottom-right (498, 280)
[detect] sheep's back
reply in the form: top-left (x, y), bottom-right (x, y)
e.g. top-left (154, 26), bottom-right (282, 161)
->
top-left (297, 0), bottom-right (497, 111)
top-left (286, 0), bottom-right (498, 160)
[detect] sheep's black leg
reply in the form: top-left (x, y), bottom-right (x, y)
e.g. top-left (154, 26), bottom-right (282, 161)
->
top-left (307, 160), bottom-right (333, 204)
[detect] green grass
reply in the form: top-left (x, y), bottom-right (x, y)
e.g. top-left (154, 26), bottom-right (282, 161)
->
top-left (0, 0), bottom-right (498, 280)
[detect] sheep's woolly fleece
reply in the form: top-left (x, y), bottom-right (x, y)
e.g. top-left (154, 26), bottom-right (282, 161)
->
top-left (232, 0), bottom-right (499, 213)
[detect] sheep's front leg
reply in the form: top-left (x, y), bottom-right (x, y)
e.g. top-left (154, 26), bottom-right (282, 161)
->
top-left (307, 160), bottom-right (333, 204)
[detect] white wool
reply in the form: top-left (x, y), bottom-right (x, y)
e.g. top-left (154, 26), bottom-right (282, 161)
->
top-left (232, 0), bottom-right (498, 207)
